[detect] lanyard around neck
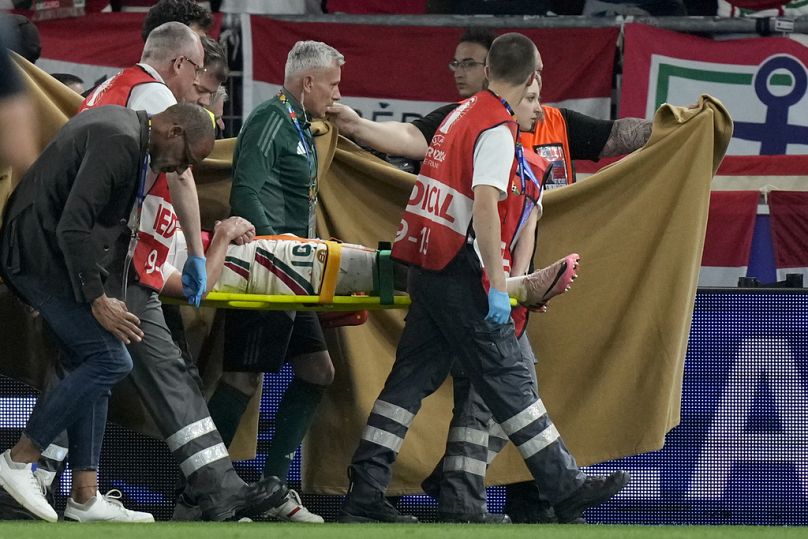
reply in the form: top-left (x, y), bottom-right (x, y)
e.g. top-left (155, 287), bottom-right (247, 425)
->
top-left (122, 119), bottom-right (152, 299)
top-left (278, 90), bottom-right (316, 182)
top-left (130, 118), bottom-right (152, 233)
top-left (513, 142), bottom-right (543, 242)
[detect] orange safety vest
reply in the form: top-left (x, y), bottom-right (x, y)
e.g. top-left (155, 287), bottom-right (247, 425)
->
top-left (519, 105), bottom-right (574, 189)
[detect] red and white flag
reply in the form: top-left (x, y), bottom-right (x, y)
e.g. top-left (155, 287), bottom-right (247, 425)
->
top-left (243, 15), bottom-right (618, 121)
top-left (622, 23), bottom-right (808, 157)
top-left (699, 191), bottom-right (759, 287)
top-left (769, 190), bottom-right (808, 282)
top-left (31, 13), bottom-right (221, 92)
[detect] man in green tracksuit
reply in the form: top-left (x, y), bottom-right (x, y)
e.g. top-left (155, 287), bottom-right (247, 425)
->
top-left (206, 40), bottom-right (344, 523)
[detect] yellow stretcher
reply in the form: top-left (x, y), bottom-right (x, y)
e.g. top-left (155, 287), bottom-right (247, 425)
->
top-left (162, 291), bottom-right (413, 311)
top-left (160, 243), bottom-right (516, 311)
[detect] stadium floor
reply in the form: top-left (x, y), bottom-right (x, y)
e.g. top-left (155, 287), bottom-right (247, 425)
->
top-left (3, 523), bottom-right (808, 538)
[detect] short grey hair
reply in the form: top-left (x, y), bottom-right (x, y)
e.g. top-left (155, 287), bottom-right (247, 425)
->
top-left (284, 40), bottom-right (344, 79)
top-left (141, 21), bottom-right (200, 64)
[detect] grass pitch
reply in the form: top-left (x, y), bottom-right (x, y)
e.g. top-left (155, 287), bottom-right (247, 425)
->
top-left (3, 523), bottom-right (808, 539)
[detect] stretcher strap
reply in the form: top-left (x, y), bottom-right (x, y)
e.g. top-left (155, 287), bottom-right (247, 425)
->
top-left (319, 240), bottom-right (342, 303)
top-left (376, 244), bottom-right (394, 305)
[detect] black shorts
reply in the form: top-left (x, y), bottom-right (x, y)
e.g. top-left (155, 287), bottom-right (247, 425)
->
top-left (223, 310), bottom-right (327, 372)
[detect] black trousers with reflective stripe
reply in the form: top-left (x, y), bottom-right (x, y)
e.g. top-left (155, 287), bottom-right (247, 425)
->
top-left (123, 285), bottom-right (243, 499)
top-left (45, 285), bottom-right (243, 501)
top-left (427, 332), bottom-right (543, 514)
top-left (349, 249), bottom-right (584, 504)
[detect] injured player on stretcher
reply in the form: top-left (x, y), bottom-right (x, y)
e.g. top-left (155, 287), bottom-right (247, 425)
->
top-left (161, 216), bottom-right (579, 307)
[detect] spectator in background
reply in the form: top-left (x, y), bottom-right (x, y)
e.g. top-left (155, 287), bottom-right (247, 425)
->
top-left (209, 85), bottom-right (228, 135)
top-left (451, 27), bottom-right (493, 99)
top-left (141, 0), bottom-right (214, 41)
top-left (195, 36), bottom-right (228, 108)
top-left (0, 16), bottom-right (38, 172)
top-left (51, 73), bottom-right (85, 94)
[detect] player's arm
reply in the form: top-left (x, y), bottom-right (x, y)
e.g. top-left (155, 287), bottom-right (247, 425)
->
top-left (161, 216), bottom-right (256, 297)
top-left (511, 208), bottom-right (538, 277)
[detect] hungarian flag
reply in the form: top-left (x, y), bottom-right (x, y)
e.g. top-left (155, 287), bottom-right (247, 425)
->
top-left (622, 23), bottom-right (808, 157)
top-left (244, 15), bottom-right (618, 120)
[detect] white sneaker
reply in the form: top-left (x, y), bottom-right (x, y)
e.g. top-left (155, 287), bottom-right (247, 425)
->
top-left (64, 490), bottom-right (155, 522)
top-left (0, 449), bottom-right (57, 522)
top-left (264, 489), bottom-right (324, 523)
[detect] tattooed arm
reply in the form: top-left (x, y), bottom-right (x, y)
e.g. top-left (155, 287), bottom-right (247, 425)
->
top-left (599, 117), bottom-right (652, 158)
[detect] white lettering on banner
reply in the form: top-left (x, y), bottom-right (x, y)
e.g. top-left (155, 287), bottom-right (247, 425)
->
top-left (406, 175), bottom-right (473, 237)
top-left (686, 338), bottom-right (808, 499)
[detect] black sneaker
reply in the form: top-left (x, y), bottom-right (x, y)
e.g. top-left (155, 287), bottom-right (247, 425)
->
top-left (436, 511), bottom-right (511, 524)
top-left (505, 481), bottom-right (558, 524)
top-left (0, 488), bottom-right (37, 520)
top-left (172, 492), bottom-right (203, 521)
top-left (199, 475), bottom-right (288, 522)
top-left (554, 471), bottom-right (630, 524)
top-left (419, 472), bottom-right (439, 501)
top-left (339, 493), bottom-right (418, 523)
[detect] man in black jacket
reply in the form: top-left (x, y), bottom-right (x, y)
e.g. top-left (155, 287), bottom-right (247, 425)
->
top-left (0, 103), bottom-right (215, 522)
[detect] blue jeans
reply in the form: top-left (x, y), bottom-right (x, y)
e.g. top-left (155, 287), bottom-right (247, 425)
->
top-left (8, 274), bottom-right (132, 470)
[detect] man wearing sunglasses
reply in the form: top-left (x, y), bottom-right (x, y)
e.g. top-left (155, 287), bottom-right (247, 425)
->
top-left (27, 21), bottom-right (296, 523)
top-left (0, 103), bottom-right (215, 523)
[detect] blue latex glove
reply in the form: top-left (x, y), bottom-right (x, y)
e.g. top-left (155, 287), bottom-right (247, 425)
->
top-left (181, 255), bottom-right (207, 308)
top-left (485, 287), bottom-right (511, 325)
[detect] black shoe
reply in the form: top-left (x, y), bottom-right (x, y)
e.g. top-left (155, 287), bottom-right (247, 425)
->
top-left (0, 489), bottom-right (37, 521)
top-left (339, 493), bottom-right (418, 523)
top-left (507, 498), bottom-right (558, 524)
top-left (419, 473), bottom-right (439, 501)
top-left (554, 471), bottom-right (630, 524)
top-left (505, 481), bottom-right (558, 524)
top-left (199, 475), bottom-right (289, 521)
top-left (172, 492), bottom-right (203, 521)
top-left (436, 511), bottom-right (511, 524)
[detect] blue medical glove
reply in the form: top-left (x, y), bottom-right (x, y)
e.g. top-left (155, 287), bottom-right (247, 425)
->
top-left (485, 287), bottom-right (511, 325)
top-left (181, 255), bottom-right (207, 308)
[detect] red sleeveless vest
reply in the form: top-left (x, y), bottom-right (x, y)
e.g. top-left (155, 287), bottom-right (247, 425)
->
top-left (79, 65), bottom-right (178, 291)
top-left (498, 147), bottom-right (548, 336)
top-left (392, 91), bottom-right (517, 271)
